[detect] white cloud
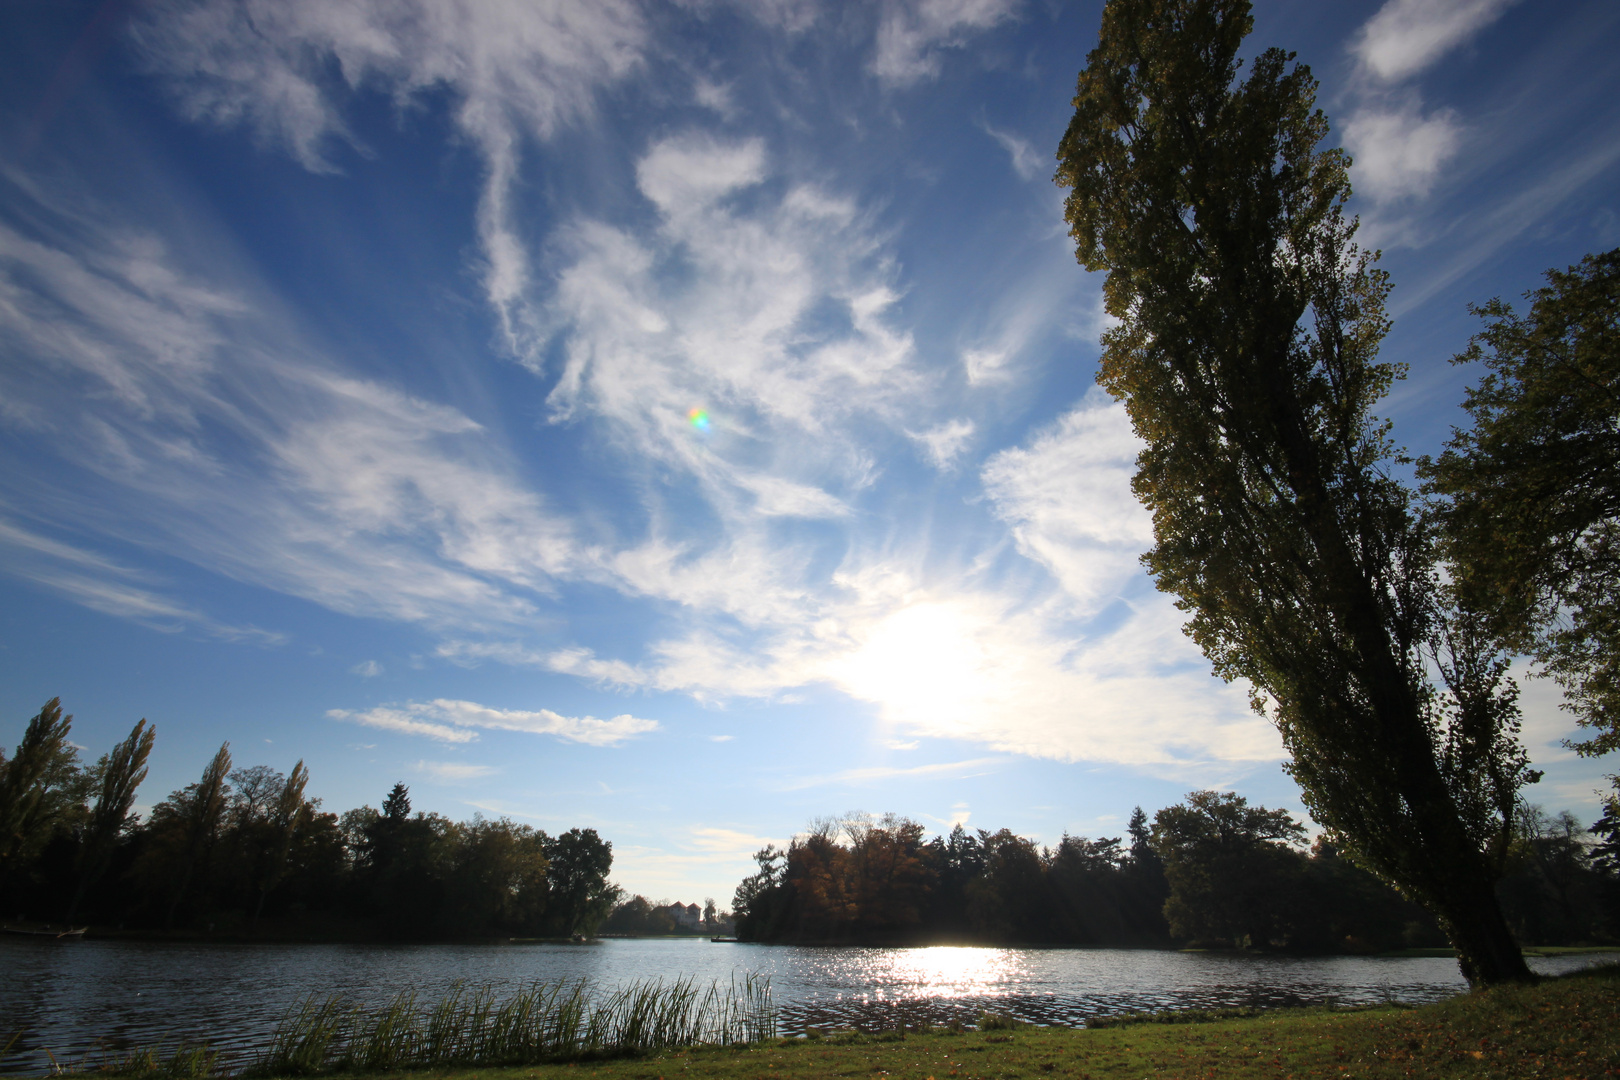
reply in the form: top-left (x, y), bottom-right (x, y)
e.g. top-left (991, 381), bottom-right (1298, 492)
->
top-left (1, 172), bottom-right (1271, 775)
top-left (979, 118), bottom-right (1042, 181)
top-left (1342, 104), bottom-right (1462, 203)
top-left (1352, 0), bottom-right (1517, 82)
top-left (636, 133), bottom-right (767, 217)
top-left (131, 0), bottom-right (647, 358)
top-left (962, 348), bottom-right (1011, 385)
top-left (351, 660), bottom-right (384, 677)
top-left (692, 78), bottom-right (737, 119)
top-left (329, 699), bottom-right (659, 746)
top-left (545, 133), bottom-right (922, 533)
top-left (416, 759), bottom-right (497, 782)
top-left (908, 418), bottom-right (975, 469)
top-left (870, 0), bottom-right (1020, 86)
top-left (330, 705), bottom-right (477, 743)
top-left (708, 734), bottom-right (735, 742)
top-left (982, 392), bottom-right (1152, 608)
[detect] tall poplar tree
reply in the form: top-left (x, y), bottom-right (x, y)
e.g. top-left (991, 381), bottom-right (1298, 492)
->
top-left (68, 718), bottom-right (156, 921)
top-left (1055, 0), bottom-right (1537, 983)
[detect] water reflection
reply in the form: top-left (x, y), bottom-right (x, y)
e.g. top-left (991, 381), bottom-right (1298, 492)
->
top-left (823, 946), bottom-right (1019, 997)
top-left (1, 938), bottom-right (1613, 1075)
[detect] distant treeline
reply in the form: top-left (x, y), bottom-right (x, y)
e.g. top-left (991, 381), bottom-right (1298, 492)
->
top-left (733, 793), bottom-right (1620, 951)
top-left (0, 699), bottom-right (619, 939)
top-left (601, 895), bottom-right (732, 936)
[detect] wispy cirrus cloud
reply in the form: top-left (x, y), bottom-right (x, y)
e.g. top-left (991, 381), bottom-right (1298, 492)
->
top-left (131, 0), bottom-right (647, 359)
top-left (982, 391), bottom-right (1150, 609)
top-left (979, 117), bottom-right (1042, 181)
top-left (4, 3), bottom-right (1287, 784)
top-left (330, 699), bottom-right (659, 747)
top-left (0, 174), bottom-right (578, 631)
top-left (0, 517), bottom-right (283, 643)
top-left (781, 756), bottom-right (1003, 791)
top-left (416, 759), bottom-right (498, 782)
top-left (908, 418), bottom-right (975, 470)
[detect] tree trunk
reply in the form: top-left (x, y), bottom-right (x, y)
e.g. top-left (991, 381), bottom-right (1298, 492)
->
top-left (1435, 878), bottom-right (1534, 985)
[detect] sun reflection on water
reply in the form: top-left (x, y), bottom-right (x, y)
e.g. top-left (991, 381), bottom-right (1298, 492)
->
top-left (883, 946), bottom-right (1018, 996)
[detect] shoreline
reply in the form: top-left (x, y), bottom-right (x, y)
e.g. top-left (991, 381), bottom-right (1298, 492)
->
top-left (7, 922), bottom-right (1619, 958)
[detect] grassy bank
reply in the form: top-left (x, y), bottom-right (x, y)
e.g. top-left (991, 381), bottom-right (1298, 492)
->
top-left (253, 965), bottom-right (1615, 1080)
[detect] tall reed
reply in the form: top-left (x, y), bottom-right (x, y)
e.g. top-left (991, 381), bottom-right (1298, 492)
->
top-left (252, 974), bottom-right (775, 1075)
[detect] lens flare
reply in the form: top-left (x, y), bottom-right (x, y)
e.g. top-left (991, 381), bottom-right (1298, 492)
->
top-left (687, 407), bottom-right (711, 432)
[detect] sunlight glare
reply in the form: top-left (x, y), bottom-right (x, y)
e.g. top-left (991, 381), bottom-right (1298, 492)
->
top-left (834, 602), bottom-right (1009, 737)
top-left (884, 946), bottom-right (1016, 996)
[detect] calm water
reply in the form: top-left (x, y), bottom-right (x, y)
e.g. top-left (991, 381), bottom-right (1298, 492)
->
top-left (1, 937), bottom-right (1613, 1074)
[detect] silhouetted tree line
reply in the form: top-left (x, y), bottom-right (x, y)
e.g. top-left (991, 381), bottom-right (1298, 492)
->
top-left (734, 794), bottom-right (1620, 951)
top-left (0, 699), bottom-right (619, 939)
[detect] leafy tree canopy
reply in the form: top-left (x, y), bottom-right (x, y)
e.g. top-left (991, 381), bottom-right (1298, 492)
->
top-left (1423, 249), bottom-right (1620, 789)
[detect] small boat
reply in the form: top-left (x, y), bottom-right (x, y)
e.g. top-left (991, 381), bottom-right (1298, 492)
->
top-left (710, 935), bottom-right (738, 942)
top-left (1, 924), bottom-right (87, 939)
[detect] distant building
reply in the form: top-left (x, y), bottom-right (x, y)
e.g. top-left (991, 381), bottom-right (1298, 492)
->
top-left (667, 902), bottom-right (702, 930)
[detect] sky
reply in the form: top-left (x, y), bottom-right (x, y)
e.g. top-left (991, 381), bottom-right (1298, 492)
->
top-left (1, 0), bottom-right (1617, 907)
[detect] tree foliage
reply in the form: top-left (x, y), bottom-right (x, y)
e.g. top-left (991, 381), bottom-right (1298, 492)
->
top-left (729, 803), bottom-right (1468, 951)
top-left (1423, 249), bottom-right (1620, 790)
top-left (1055, 0), bottom-right (1536, 983)
top-left (0, 700), bottom-right (616, 940)
top-left (541, 827), bottom-right (621, 937)
top-left (0, 698), bottom-right (84, 870)
top-left (67, 717), bottom-right (155, 920)
top-left (1151, 791), bottom-right (1305, 946)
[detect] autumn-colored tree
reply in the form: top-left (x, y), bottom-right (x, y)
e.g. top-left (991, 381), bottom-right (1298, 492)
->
top-left (846, 813), bottom-right (933, 934)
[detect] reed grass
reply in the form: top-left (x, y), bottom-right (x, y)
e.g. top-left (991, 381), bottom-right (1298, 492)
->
top-left (251, 974), bottom-right (775, 1075)
top-left (105, 1044), bottom-right (221, 1078)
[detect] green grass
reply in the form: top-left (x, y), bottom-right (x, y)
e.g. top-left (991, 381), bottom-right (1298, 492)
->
top-left (239, 965), bottom-right (1617, 1080)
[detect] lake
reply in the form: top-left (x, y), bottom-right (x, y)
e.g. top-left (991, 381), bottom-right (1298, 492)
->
top-left (1, 937), bottom-right (1613, 1074)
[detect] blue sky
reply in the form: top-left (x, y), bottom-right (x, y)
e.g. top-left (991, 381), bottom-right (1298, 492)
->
top-left (2, 0), bottom-right (1617, 906)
